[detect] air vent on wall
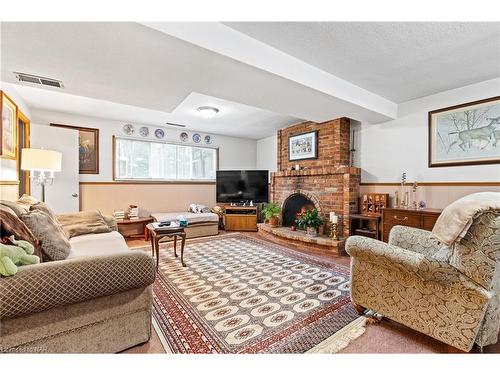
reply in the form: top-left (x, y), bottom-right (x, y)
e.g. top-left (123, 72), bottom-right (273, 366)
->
top-left (165, 122), bottom-right (187, 128)
top-left (14, 72), bottom-right (64, 89)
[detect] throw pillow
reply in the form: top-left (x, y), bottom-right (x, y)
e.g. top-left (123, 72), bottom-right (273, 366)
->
top-left (56, 210), bottom-right (112, 238)
top-left (0, 205), bottom-right (42, 258)
top-left (0, 200), bottom-right (28, 217)
top-left (30, 202), bottom-right (56, 219)
top-left (188, 203), bottom-right (210, 214)
top-left (16, 194), bottom-right (40, 211)
top-left (21, 210), bottom-right (71, 261)
top-left (102, 215), bottom-right (118, 231)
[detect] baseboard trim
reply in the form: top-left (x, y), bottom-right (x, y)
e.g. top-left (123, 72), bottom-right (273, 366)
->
top-left (80, 181), bottom-right (215, 186)
top-left (360, 181), bottom-right (500, 187)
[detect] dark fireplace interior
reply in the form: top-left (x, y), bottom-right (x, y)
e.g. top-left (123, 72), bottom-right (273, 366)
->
top-left (282, 194), bottom-right (316, 227)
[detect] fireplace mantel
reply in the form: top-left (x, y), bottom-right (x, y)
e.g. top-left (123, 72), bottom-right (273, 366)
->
top-left (272, 166), bottom-right (360, 178)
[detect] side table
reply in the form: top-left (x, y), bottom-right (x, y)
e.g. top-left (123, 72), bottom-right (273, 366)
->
top-left (116, 217), bottom-right (153, 241)
top-left (146, 223), bottom-right (186, 268)
top-left (349, 214), bottom-right (381, 240)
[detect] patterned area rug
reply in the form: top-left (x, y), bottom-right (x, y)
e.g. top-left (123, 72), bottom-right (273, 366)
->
top-left (147, 233), bottom-right (360, 353)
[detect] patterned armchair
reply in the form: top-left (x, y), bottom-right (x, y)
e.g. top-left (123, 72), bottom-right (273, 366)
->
top-left (346, 211), bottom-right (500, 352)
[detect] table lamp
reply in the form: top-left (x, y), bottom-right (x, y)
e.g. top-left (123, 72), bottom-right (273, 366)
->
top-left (21, 148), bottom-right (62, 202)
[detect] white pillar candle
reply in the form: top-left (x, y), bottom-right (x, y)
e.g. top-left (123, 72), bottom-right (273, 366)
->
top-left (330, 212), bottom-right (338, 223)
top-left (295, 164), bottom-right (300, 171)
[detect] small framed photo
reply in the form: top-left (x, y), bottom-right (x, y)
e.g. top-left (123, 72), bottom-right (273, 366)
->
top-left (289, 130), bottom-right (318, 161)
top-left (428, 96), bottom-right (500, 167)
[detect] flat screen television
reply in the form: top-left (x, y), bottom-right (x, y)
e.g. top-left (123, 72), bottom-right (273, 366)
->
top-left (216, 170), bottom-right (269, 203)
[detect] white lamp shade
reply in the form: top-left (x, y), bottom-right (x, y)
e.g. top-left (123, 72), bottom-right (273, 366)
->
top-left (21, 148), bottom-right (62, 172)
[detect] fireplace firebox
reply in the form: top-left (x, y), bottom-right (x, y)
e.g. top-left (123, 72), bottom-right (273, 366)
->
top-left (282, 193), bottom-right (316, 227)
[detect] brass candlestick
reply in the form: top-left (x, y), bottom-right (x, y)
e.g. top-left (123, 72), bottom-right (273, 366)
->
top-left (330, 222), bottom-right (338, 240)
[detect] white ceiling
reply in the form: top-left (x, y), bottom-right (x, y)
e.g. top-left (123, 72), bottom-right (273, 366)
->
top-left (224, 22), bottom-right (500, 102)
top-left (1, 22), bottom-right (499, 140)
top-left (1, 21), bottom-right (394, 137)
top-left (11, 84), bottom-right (299, 139)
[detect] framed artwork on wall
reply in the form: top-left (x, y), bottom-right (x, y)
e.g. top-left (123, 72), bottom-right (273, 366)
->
top-left (0, 91), bottom-right (18, 160)
top-left (51, 123), bottom-right (99, 174)
top-left (288, 130), bottom-right (318, 161)
top-left (428, 96), bottom-right (500, 167)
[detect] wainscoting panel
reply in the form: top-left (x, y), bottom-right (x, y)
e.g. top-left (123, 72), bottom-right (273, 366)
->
top-left (79, 182), bottom-right (216, 215)
top-left (360, 183), bottom-right (500, 209)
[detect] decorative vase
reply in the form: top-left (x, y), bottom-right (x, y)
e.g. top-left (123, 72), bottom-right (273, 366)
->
top-left (306, 227), bottom-right (318, 237)
top-left (290, 225), bottom-right (296, 231)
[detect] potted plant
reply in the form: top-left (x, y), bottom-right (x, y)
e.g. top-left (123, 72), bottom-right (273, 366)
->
top-left (263, 202), bottom-right (281, 227)
top-left (296, 208), bottom-right (324, 237)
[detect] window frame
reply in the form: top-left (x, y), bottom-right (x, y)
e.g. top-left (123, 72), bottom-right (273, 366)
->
top-left (112, 135), bottom-right (219, 183)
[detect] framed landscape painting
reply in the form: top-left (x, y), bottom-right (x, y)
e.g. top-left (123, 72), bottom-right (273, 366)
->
top-left (428, 96), bottom-right (500, 167)
top-left (51, 123), bottom-right (99, 174)
top-left (289, 130), bottom-right (318, 161)
top-left (0, 91), bottom-right (18, 159)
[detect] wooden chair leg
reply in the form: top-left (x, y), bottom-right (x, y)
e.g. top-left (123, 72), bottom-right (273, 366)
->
top-left (155, 237), bottom-right (160, 269)
top-left (352, 301), bottom-right (366, 315)
top-left (180, 233), bottom-right (186, 267)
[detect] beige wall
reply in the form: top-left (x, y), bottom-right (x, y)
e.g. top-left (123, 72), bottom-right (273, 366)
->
top-left (0, 183), bottom-right (20, 201)
top-left (360, 184), bottom-right (500, 209)
top-left (80, 182), bottom-right (216, 215)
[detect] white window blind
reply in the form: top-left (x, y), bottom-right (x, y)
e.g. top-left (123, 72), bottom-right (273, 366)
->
top-left (114, 137), bottom-right (217, 181)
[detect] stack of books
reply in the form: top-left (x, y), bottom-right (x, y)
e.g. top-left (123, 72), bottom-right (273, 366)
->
top-left (128, 207), bottom-right (139, 220)
top-left (113, 211), bottom-right (125, 220)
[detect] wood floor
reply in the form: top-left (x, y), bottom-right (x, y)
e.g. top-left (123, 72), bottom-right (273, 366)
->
top-left (123, 231), bottom-right (500, 354)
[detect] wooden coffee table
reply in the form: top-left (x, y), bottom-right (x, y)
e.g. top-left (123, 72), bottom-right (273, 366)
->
top-left (146, 223), bottom-right (186, 268)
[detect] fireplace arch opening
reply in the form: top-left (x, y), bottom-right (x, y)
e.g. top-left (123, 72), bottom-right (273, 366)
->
top-left (282, 193), bottom-right (317, 227)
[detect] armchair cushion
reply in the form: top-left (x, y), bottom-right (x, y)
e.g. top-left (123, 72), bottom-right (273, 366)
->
top-left (388, 225), bottom-right (441, 256)
top-left (0, 251), bottom-right (155, 320)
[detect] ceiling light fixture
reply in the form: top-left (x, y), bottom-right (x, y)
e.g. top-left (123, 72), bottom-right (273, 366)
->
top-left (197, 106), bottom-right (219, 118)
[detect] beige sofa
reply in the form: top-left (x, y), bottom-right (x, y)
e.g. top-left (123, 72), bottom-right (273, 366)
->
top-left (0, 224), bottom-right (156, 353)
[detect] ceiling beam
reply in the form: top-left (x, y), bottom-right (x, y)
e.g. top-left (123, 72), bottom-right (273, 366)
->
top-left (142, 22), bottom-right (398, 121)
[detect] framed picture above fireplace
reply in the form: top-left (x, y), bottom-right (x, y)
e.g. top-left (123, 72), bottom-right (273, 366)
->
top-left (288, 130), bottom-right (318, 161)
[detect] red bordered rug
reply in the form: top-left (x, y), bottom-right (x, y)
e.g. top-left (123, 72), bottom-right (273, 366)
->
top-left (148, 233), bottom-right (359, 353)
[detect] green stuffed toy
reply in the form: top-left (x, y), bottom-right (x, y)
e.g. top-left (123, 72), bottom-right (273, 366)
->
top-left (0, 235), bottom-right (40, 277)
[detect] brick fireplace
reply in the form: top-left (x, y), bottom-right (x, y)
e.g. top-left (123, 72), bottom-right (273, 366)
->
top-left (270, 117), bottom-right (360, 238)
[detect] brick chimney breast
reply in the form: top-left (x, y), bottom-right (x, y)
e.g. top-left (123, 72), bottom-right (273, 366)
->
top-left (270, 117), bottom-right (360, 238)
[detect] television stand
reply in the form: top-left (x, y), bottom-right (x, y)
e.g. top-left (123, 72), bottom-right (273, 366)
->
top-left (224, 205), bottom-right (258, 232)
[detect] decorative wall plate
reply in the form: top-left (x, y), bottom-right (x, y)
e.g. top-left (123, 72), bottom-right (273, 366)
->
top-left (180, 132), bottom-right (189, 142)
top-left (139, 126), bottom-right (149, 137)
top-left (122, 124), bottom-right (135, 135)
top-left (192, 133), bottom-right (201, 143)
top-left (155, 128), bottom-right (165, 139)
top-left (204, 135), bottom-right (213, 144)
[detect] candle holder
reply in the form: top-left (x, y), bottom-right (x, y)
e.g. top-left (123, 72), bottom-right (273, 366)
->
top-left (330, 222), bottom-right (338, 240)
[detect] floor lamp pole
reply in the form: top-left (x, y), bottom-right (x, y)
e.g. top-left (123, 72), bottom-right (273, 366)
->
top-left (41, 181), bottom-right (46, 203)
